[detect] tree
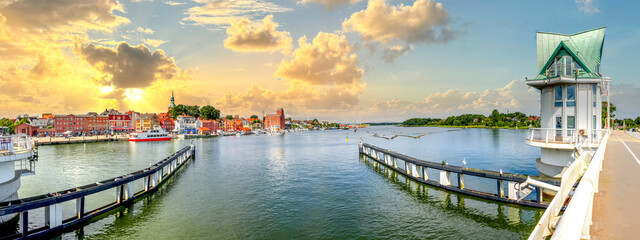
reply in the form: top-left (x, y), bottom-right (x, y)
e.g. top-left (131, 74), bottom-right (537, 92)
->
top-left (199, 105), bottom-right (220, 120)
top-left (0, 118), bottom-right (15, 134)
top-left (225, 115), bottom-right (234, 120)
top-left (602, 101), bottom-right (616, 128)
top-left (250, 115), bottom-right (259, 119)
top-left (636, 117), bottom-right (640, 125)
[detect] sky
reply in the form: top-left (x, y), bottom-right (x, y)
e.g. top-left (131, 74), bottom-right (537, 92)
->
top-left (0, 0), bottom-right (638, 122)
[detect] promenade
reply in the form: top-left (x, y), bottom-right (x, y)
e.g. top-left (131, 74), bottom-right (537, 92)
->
top-left (33, 135), bottom-right (128, 145)
top-left (592, 130), bottom-right (640, 239)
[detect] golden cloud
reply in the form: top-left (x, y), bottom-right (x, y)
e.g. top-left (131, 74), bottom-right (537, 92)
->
top-left (184, 0), bottom-right (291, 27)
top-left (224, 15), bottom-right (292, 54)
top-left (342, 0), bottom-right (457, 44)
top-left (0, 0), bottom-right (129, 32)
top-left (143, 38), bottom-right (168, 47)
top-left (298, 0), bottom-right (362, 9)
top-left (76, 42), bottom-right (187, 89)
top-left (275, 32), bottom-right (364, 89)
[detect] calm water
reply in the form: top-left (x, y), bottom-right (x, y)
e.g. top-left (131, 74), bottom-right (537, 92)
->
top-left (18, 126), bottom-right (542, 239)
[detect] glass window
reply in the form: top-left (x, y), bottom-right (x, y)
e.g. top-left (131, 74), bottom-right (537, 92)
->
top-left (593, 84), bottom-right (597, 107)
top-left (593, 115), bottom-right (596, 130)
top-left (564, 56), bottom-right (572, 75)
top-left (556, 117), bottom-right (562, 129)
top-left (567, 85), bottom-right (576, 107)
top-left (555, 86), bottom-right (563, 107)
top-left (567, 116), bottom-right (575, 129)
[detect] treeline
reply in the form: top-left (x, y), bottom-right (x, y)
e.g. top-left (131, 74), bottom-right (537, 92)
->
top-left (401, 110), bottom-right (541, 128)
top-left (168, 104), bottom-right (220, 120)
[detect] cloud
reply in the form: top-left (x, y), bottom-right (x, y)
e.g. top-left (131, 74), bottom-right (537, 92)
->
top-left (76, 42), bottom-right (187, 89)
top-left (223, 15), bottom-right (292, 54)
top-left (137, 27), bottom-right (155, 34)
top-left (275, 32), bottom-right (364, 89)
top-left (575, 0), bottom-right (600, 14)
top-left (381, 44), bottom-right (412, 62)
top-left (183, 0), bottom-right (291, 27)
top-left (371, 80), bottom-right (539, 118)
top-left (166, 1), bottom-right (185, 6)
top-left (298, 0), bottom-right (362, 9)
top-left (0, 0), bottom-right (129, 32)
top-left (342, 0), bottom-right (460, 44)
top-left (144, 38), bottom-right (168, 47)
top-left (610, 82), bottom-right (640, 119)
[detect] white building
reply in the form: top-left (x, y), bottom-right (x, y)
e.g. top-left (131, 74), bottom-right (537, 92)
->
top-left (175, 115), bottom-right (196, 134)
top-left (0, 134), bottom-right (37, 224)
top-left (525, 27), bottom-right (608, 177)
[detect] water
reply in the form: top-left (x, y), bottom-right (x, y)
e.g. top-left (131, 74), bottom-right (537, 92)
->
top-left (18, 126), bottom-right (542, 239)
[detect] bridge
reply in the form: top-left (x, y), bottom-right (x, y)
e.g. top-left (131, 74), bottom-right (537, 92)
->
top-left (0, 143), bottom-right (195, 239)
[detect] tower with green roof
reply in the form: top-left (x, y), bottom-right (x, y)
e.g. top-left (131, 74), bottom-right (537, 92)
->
top-left (525, 27), bottom-right (607, 177)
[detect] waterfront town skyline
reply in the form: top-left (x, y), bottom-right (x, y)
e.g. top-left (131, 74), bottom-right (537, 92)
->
top-left (1, 0), bottom-right (639, 122)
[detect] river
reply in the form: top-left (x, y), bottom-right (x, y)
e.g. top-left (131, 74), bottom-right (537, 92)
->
top-left (18, 126), bottom-right (542, 239)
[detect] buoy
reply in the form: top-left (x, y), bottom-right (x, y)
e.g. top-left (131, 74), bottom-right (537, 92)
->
top-left (346, 133), bottom-right (349, 142)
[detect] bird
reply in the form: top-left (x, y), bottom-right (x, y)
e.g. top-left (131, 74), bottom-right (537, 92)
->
top-left (461, 157), bottom-right (467, 166)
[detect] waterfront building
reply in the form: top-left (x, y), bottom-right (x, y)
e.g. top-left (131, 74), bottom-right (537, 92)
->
top-left (525, 27), bottom-right (607, 177)
top-left (223, 119), bottom-right (238, 132)
top-left (30, 118), bottom-right (53, 129)
top-left (175, 115), bottom-right (196, 134)
top-left (198, 119), bottom-right (219, 134)
top-left (54, 114), bottom-right (89, 135)
top-left (136, 113), bottom-right (159, 131)
top-left (87, 113), bottom-right (109, 134)
top-left (0, 134), bottom-right (36, 224)
top-left (159, 117), bottom-right (175, 132)
top-left (264, 108), bottom-right (285, 132)
top-left (14, 123), bottom-right (38, 136)
top-left (108, 114), bottom-right (133, 133)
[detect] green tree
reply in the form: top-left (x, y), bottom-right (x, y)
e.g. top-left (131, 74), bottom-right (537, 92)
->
top-left (250, 115), bottom-right (259, 119)
top-left (199, 105), bottom-right (220, 120)
top-left (0, 118), bottom-right (15, 134)
top-left (225, 115), bottom-right (234, 120)
top-left (636, 116), bottom-right (640, 125)
top-left (602, 101), bottom-right (616, 128)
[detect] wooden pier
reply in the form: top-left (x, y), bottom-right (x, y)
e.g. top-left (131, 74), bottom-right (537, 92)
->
top-left (359, 142), bottom-right (560, 208)
top-left (34, 136), bottom-right (128, 146)
top-left (0, 144), bottom-right (195, 239)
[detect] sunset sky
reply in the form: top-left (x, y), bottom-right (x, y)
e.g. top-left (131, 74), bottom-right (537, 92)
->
top-left (0, 0), bottom-right (638, 122)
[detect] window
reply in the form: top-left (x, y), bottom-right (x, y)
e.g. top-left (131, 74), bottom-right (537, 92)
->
top-left (567, 85), bottom-right (576, 107)
top-left (593, 84), bottom-right (597, 107)
top-left (593, 115), bottom-right (597, 130)
top-left (567, 116), bottom-right (575, 129)
top-left (564, 56), bottom-right (572, 76)
top-left (556, 117), bottom-right (562, 129)
top-left (555, 86), bottom-right (563, 107)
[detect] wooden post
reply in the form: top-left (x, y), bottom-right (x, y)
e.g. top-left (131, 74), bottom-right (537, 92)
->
top-left (21, 211), bottom-right (28, 237)
top-left (422, 166), bottom-right (428, 180)
top-left (498, 180), bottom-right (504, 198)
top-left (458, 174), bottom-right (464, 189)
top-left (536, 186), bottom-right (542, 203)
top-left (76, 197), bottom-right (85, 219)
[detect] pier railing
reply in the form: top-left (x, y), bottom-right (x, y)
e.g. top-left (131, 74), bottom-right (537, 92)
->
top-left (0, 134), bottom-right (33, 156)
top-left (359, 142), bottom-right (560, 208)
top-left (528, 130), bottom-right (610, 240)
top-left (0, 143), bottom-right (195, 239)
top-left (526, 128), bottom-right (606, 148)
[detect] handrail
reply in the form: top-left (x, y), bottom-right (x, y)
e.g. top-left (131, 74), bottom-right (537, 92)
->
top-left (550, 131), bottom-right (610, 239)
top-left (528, 130), bottom-right (610, 239)
top-left (0, 144), bottom-right (196, 239)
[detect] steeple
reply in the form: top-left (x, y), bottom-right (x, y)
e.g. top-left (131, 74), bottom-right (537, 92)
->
top-left (168, 91), bottom-right (176, 109)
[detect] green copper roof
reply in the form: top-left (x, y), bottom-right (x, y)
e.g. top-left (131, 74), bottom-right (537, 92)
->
top-left (536, 27), bottom-right (605, 75)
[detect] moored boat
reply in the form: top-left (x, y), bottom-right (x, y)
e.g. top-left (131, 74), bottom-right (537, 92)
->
top-left (129, 126), bottom-right (171, 142)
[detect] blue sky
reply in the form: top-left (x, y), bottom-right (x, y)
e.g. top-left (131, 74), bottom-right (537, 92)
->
top-left (1, 0), bottom-right (637, 121)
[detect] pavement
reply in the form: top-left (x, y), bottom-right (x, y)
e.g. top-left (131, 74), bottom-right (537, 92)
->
top-left (592, 130), bottom-right (640, 239)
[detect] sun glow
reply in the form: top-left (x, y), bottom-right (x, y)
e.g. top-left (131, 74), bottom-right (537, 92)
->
top-left (99, 85), bottom-right (115, 94)
top-left (124, 89), bottom-right (144, 102)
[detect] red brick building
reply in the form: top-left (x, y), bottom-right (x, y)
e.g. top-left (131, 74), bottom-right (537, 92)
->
top-left (54, 114), bottom-right (89, 134)
top-left (264, 108), bottom-right (285, 132)
top-left (200, 120), bottom-right (219, 134)
top-left (159, 117), bottom-right (175, 132)
top-left (109, 114), bottom-right (133, 132)
top-left (87, 114), bottom-right (109, 133)
top-left (14, 123), bottom-right (38, 136)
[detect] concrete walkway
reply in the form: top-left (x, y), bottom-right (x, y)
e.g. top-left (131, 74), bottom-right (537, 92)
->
top-left (592, 131), bottom-right (640, 239)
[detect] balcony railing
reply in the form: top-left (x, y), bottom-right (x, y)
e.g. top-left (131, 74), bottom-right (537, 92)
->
top-left (526, 128), bottom-right (607, 146)
top-left (1, 134), bottom-right (35, 157)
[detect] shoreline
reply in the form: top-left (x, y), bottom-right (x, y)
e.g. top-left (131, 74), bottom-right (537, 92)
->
top-left (398, 124), bottom-right (532, 130)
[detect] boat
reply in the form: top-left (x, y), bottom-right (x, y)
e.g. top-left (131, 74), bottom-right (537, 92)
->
top-left (129, 126), bottom-right (171, 142)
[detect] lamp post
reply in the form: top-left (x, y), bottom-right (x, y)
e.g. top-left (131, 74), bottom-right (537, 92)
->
top-left (603, 77), bottom-right (611, 130)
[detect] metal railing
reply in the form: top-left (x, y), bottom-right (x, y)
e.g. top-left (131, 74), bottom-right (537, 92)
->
top-left (528, 130), bottom-right (610, 239)
top-left (0, 144), bottom-right (195, 239)
top-left (1, 134), bottom-right (34, 155)
top-left (526, 128), bottom-right (577, 144)
top-left (527, 128), bottom-right (607, 146)
top-left (359, 142), bottom-right (560, 208)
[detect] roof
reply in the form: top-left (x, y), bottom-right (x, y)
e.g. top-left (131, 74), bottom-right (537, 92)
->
top-left (198, 127), bottom-right (210, 131)
top-left (534, 27), bottom-right (605, 79)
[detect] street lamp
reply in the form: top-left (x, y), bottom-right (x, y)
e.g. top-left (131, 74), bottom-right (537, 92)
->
top-left (603, 77), bottom-right (612, 131)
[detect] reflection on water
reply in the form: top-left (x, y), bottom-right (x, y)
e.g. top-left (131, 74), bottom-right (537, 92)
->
top-left (360, 154), bottom-right (542, 238)
top-left (14, 126), bottom-right (541, 239)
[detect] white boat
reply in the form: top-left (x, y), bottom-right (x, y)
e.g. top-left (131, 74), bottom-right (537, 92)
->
top-left (129, 126), bottom-right (171, 142)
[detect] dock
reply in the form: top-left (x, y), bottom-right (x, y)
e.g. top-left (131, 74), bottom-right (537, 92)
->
top-left (0, 144), bottom-right (195, 239)
top-left (591, 131), bottom-right (640, 238)
top-left (33, 136), bottom-right (128, 146)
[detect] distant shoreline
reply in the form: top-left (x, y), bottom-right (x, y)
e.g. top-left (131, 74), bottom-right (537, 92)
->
top-left (398, 124), bottom-right (531, 130)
